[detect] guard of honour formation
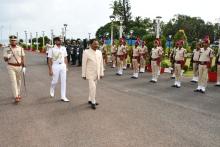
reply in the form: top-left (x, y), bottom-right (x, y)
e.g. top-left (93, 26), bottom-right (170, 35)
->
top-left (2, 35), bottom-right (220, 109)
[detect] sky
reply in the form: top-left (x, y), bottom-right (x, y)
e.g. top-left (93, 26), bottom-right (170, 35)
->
top-left (0, 0), bottom-right (220, 44)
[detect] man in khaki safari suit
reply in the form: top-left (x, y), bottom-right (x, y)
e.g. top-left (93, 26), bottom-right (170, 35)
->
top-left (3, 35), bottom-right (25, 103)
top-left (82, 39), bottom-right (104, 110)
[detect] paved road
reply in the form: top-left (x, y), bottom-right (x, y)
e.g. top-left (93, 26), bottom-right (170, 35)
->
top-left (0, 50), bottom-right (220, 147)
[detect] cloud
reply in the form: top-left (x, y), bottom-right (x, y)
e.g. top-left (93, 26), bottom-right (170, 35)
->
top-left (0, 0), bottom-right (219, 44)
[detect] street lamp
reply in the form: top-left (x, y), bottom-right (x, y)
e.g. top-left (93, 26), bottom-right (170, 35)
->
top-left (30, 33), bottom-right (33, 50)
top-left (51, 29), bottom-right (54, 45)
top-left (0, 26), bottom-right (3, 43)
top-left (36, 32), bottom-right (39, 52)
top-left (119, 17), bottom-right (123, 39)
top-left (130, 30), bottom-right (134, 46)
top-left (42, 31), bottom-right (45, 50)
top-left (88, 33), bottom-right (91, 40)
top-left (24, 30), bottom-right (28, 48)
top-left (168, 35), bottom-right (172, 56)
top-left (61, 28), bottom-right (65, 43)
top-left (64, 24), bottom-right (68, 42)
top-left (16, 32), bottom-right (19, 42)
top-left (109, 15), bottom-right (116, 46)
top-left (216, 18), bottom-right (220, 55)
top-left (156, 16), bottom-right (162, 38)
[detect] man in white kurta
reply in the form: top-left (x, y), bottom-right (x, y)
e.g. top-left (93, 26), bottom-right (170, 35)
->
top-left (82, 39), bottom-right (104, 110)
top-left (48, 37), bottom-right (69, 102)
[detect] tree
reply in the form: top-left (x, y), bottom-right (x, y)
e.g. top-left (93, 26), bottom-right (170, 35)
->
top-left (110, 0), bottom-right (132, 33)
top-left (163, 14), bottom-right (216, 43)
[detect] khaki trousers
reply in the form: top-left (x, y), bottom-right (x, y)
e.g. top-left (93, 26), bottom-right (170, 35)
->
top-left (112, 54), bottom-right (116, 67)
top-left (174, 63), bottom-right (182, 82)
top-left (117, 57), bottom-right (123, 71)
top-left (151, 61), bottom-right (158, 80)
top-left (132, 59), bottom-right (139, 73)
top-left (198, 65), bottom-right (208, 88)
top-left (140, 56), bottom-right (145, 68)
top-left (217, 65), bottom-right (220, 82)
top-left (7, 65), bottom-right (22, 98)
top-left (193, 63), bottom-right (199, 77)
top-left (88, 79), bottom-right (97, 104)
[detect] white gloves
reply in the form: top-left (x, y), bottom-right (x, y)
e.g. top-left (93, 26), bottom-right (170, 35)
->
top-left (22, 67), bottom-right (26, 74)
top-left (7, 54), bottom-right (12, 59)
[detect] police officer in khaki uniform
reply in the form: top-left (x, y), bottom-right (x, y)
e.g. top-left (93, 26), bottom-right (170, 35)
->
top-left (172, 40), bottom-right (187, 88)
top-left (3, 35), bottom-right (25, 103)
top-left (170, 42), bottom-right (179, 79)
top-left (111, 42), bottom-right (117, 68)
top-left (139, 41), bottom-right (148, 73)
top-left (131, 41), bottom-right (140, 79)
top-left (195, 37), bottom-right (214, 93)
top-left (150, 39), bottom-right (163, 83)
top-left (116, 39), bottom-right (126, 76)
top-left (100, 42), bottom-right (107, 70)
top-left (191, 43), bottom-right (201, 83)
top-left (215, 53), bottom-right (220, 86)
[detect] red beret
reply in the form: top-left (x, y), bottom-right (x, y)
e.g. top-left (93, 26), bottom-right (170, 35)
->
top-left (203, 36), bottom-right (210, 44)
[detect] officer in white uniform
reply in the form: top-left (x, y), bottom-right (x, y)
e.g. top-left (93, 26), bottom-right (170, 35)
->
top-left (48, 37), bottom-right (69, 102)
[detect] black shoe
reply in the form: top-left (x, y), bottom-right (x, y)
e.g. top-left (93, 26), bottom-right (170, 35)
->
top-left (91, 104), bottom-right (96, 110)
top-left (194, 89), bottom-right (200, 92)
top-left (171, 85), bottom-right (177, 88)
top-left (200, 90), bottom-right (205, 94)
top-left (88, 101), bottom-right (99, 105)
top-left (149, 80), bottom-right (154, 83)
top-left (215, 84), bottom-right (220, 87)
top-left (176, 86), bottom-right (181, 88)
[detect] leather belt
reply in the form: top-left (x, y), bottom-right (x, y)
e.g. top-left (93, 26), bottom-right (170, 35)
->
top-left (175, 61), bottom-right (183, 64)
top-left (193, 61), bottom-right (199, 63)
top-left (133, 56), bottom-right (139, 59)
top-left (8, 63), bottom-right (21, 67)
top-left (199, 61), bottom-right (209, 65)
top-left (151, 58), bottom-right (158, 61)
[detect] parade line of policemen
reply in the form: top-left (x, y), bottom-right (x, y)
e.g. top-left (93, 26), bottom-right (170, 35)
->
top-left (2, 35), bottom-right (220, 109)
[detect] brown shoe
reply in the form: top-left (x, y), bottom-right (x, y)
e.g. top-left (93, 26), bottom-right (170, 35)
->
top-left (15, 97), bottom-right (20, 103)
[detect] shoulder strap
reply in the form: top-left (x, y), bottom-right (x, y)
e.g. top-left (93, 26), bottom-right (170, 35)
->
top-left (9, 47), bottom-right (20, 64)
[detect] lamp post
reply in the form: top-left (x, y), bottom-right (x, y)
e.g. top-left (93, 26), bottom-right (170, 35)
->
top-left (130, 30), bottom-right (133, 46)
top-left (168, 35), bottom-right (172, 56)
top-left (64, 24), bottom-right (67, 43)
top-left (24, 30), bottom-right (28, 48)
top-left (61, 28), bottom-right (65, 43)
top-left (30, 33), bottom-right (33, 50)
top-left (42, 31), bottom-right (45, 50)
top-left (88, 33), bottom-right (91, 40)
top-left (16, 32), bottom-right (19, 42)
top-left (36, 32), bottom-right (39, 52)
top-left (156, 16), bottom-right (162, 38)
top-left (119, 17), bottom-right (123, 39)
top-left (217, 18), bottom-right (220, 55)
top-left (51, 29), bottom-right (54, 45)
top-left (109, 15), bottom-right (116, 46)
top-left (0, 26), bottom-right (3, 43)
